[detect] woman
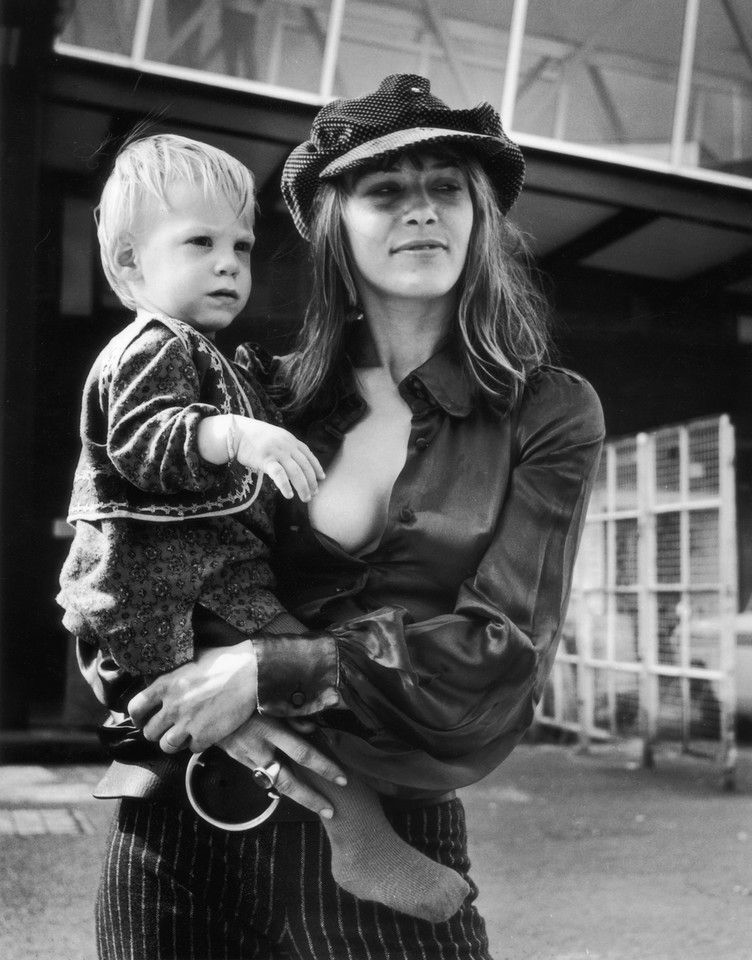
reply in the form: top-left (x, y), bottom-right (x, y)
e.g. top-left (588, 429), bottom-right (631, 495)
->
top-left (98, 74), bottom-right (605, 959)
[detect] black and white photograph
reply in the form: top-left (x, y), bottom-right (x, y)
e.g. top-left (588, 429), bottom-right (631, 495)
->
top-left (1, 2), bottom-right (751, 958)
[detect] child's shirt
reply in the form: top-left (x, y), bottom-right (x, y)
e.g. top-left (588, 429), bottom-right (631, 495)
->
top-left (57, 313), bottom-right (283, 675)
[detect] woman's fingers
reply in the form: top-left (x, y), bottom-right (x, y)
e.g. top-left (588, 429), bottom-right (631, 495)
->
top-left (126, 642), bottom-right (258, 753)
top-left (228, 715), bottom-right (347, 784)
top-left (287, 718), bottom-right (318, 735)
top-left (127, 683), bottom-right (163, 728)
top-left (270, 726), bottom-right (346, 786)
top-left (219, 715), bottom-right (347, 818)
top-left (272, 763), bottom-right (336, 819)
top-left (159, 728), bottom-right (190, 754)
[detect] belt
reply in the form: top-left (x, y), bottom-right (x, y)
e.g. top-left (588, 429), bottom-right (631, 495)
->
top-left (94, 718), bottom-right (456, 826)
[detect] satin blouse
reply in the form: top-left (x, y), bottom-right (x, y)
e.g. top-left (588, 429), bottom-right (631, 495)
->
top-left (250, 336), bottom-right (605, 797)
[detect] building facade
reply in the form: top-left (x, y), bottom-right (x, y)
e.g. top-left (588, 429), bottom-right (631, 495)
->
top-left (1, 0), bottom-right (752, 741)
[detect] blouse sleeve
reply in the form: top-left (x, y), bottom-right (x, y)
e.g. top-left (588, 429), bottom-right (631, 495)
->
top-left (252, 373), bottom-right (605, 793)
top-left (104, 325), bottom-right (222, 493)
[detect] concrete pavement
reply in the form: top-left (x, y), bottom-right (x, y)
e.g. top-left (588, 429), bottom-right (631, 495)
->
top-left (0, 741), bottom-right (750, 960)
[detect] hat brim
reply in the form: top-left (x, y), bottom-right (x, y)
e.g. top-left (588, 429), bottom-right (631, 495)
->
top-left (319, 127), bottom-right (511, 180)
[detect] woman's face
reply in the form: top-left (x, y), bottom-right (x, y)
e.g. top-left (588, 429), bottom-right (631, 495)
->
top-left (341, 153), bottom-right (474, 308)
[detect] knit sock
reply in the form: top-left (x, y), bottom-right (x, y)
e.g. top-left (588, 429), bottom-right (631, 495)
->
top-left (303, 767), bottom-right (470, 923)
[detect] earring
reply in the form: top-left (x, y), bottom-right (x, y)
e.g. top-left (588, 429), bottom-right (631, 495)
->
top-left (346, 301), bottom-right (365, 323)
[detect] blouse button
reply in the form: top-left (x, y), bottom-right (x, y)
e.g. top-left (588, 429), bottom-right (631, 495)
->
top-left (290, 690), bottom-right (307, 708)
top-left (398, 506), bottom-right (416, 523)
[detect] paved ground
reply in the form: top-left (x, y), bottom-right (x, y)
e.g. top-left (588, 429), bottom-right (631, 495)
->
top-left (0, 739), bottom-right (750, 960)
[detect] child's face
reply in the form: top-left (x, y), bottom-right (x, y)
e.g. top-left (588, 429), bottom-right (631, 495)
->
top-left (125, 180), bottom-right (254, 336)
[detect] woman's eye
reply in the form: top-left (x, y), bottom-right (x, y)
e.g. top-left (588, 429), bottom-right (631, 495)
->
top-left (434, 180), bottom-right (462, 193)
top-left (366, 180), bottom-right (401, 196)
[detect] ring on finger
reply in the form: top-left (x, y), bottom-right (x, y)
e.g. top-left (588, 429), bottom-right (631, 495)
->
top-left (252, 760), bottom-right (282, 793)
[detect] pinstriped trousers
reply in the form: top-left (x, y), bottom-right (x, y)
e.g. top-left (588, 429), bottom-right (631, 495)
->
top-left (95, 797), bottom-right (493, 960)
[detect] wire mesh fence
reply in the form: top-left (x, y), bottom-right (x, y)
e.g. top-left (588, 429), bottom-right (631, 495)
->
top-left (540, 415), bottom-right (738, 786)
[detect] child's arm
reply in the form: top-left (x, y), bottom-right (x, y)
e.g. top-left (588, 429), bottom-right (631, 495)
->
top-left (105, 324), bottom-right (323, 500)
top-left (197, 414), bottom-right (325, 502)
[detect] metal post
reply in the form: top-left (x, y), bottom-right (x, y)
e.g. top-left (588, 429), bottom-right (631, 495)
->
top-left (131, 0), bottom-right (155, 63)
top-left (670, 0), bottom-right (700, 167)
top-left (679, 424), bottom-right (691, 750)
top-left (502, 0), bottom-right (528, 128)
top-left (718, 415), bottom-right (738, 790)
top-left (319, 0), bottom-right (346, 100)
top-left (638, 432), bottom-right (656, 768)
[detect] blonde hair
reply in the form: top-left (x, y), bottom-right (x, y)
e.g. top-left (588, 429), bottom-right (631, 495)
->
top-left (96, 133), bottom-right (256, 309)
top-left (281, 148), bottom-right (551, 415)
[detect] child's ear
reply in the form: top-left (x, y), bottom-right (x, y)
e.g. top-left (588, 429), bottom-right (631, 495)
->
top-left (113, 241), bottom-right (141, 281)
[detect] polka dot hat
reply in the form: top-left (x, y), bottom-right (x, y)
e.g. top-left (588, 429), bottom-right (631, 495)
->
top-left (282, 73), bottom-right (525, 240)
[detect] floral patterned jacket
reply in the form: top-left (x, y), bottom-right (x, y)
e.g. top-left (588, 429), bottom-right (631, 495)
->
top-left (57, 313), bottom-right (283, 676)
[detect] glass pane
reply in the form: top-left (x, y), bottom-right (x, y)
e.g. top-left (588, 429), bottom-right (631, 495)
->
top-left (146, 0), bottom-right (333, 93)
top-left (688, 510), bottom-right (719, 585)
top-left (614, 438), bottom-right (638, 511)
top-left (688, 420), bottom-right (720, 497)
top-left (656, 512), bottom-right (681, 583)
top-left (689, 591), bottom-right (721, 671)
top-left (575, 522), bottom-right (607, 591)
top-left (614, 594), bottom-right (639, 662)
top-left (689, 675), bottom-right (721, 741)
top-left (654, 427), bottom-right (681, 503)
top-left (657, 591), bottom-right (681, 664)
top-left (334, 0), bottom-right (515, 104)
top-left (517, 0), bottom-right (685, 161)
top-left (58, 0), bottom-right (140, 56)
top-left (592, 667), bottom-right (610, 731)
top-left (614, 672), bottom-right (640, 736)
top-left (656, 674), bottom-right (684, 740)
top-left (690, 0), bottom-right (752, 175)
top-left (615, 518), bottom-right (638, 585)
top-left (560, 662), bottom-right (579, 725)
top-left (588, 592), bottom-right (608, 660)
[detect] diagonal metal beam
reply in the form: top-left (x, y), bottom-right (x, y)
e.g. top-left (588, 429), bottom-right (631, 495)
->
top-left (417, 0), bottom-right (473, 103)
top-left (517, 0), bottom-right (640, 128)
top-left (720, 0), bottom-right (752, 76)
top-left (541, 208), bottom-right (659, 271)
top-left (586, 63), bottom-right (628, 142)
top-left (162, 0), bottom-right (219, 61)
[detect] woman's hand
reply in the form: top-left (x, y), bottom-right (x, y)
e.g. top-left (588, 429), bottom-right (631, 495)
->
top-left (219, 713), bottom-right (347, 820)
top-left (220, 714), bottom-right (347, 818)
top-left (128, 640), bottom-right (258, 754)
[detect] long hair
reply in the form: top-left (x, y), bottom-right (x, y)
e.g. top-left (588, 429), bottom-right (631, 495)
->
top-left (281, 148), bottom-right (551, 416)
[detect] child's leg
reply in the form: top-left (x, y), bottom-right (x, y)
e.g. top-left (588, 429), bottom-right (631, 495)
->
top-left (300, 766), bottom-right (470, 923)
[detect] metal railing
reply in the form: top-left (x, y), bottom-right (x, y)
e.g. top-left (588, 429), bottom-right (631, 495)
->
top-left (540, 415), bottom-right (739, 788)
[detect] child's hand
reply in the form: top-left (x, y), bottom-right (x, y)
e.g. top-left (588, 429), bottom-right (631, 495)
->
top-left (234, 419), bottom-right (325, 502)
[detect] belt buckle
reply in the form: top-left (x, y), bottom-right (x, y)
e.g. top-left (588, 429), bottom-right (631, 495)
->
top-left (185, 748), bottom-right (281, 831)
